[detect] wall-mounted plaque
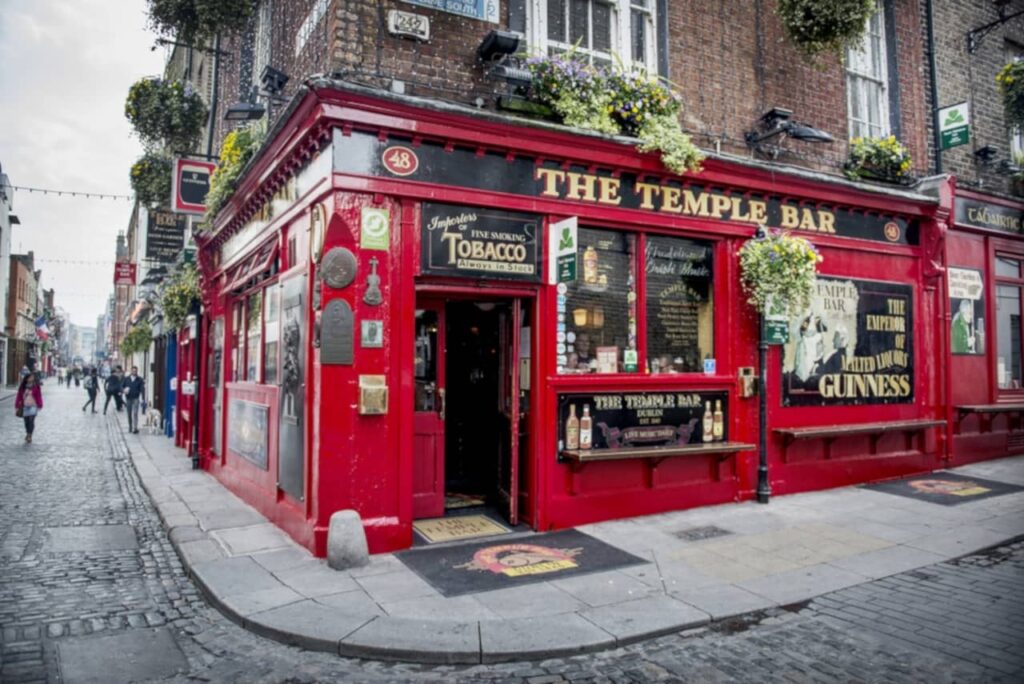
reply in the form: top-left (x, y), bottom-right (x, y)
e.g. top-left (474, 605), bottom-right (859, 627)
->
top-left (321, 299), bottom-right (354, 365)
top-left (320, 247), bottom-right (357, 289)
top-left (361, 320), bottom-right (384, 348)
top-left (228, 399), bottom-right (269, 470)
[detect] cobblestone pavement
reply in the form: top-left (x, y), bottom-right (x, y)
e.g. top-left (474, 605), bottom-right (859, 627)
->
top-left (1, 389), bottom-right (1022, 683)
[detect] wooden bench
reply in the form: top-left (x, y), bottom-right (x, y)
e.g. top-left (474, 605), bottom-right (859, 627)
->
top-left (559, 442), bottom-right (756, 494)
top-left (954, 404), bottom-right (1024, 435)
top-left (774, 419), bottom-right (946, 458)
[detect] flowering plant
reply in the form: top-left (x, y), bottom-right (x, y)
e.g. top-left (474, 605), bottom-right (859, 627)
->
top-left (997, 61), bottom-right (1024, 130)
top-left (130, 153), bottom-right (172, 207)
top-left (776, 0), bottom-right (876, 60)
top-left (145, 0), bottom-right (256, 46)
top-left (125, 78), bottom-right (207, 152)
top-left (202, 121), bottom-right (266, 225)
top-left (738, 228), bottom-right (822, 314)
top-left (120, 320), bottom-right (153, 357)
top-left (525, 55), bottom-right (703, 174)
top-left (161, 263), bottom-right (200, 330)
top-left (844, 135), bottom-right (913, 183)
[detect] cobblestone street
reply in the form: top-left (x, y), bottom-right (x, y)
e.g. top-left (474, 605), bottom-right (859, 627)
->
top-left (1, 388), bottom-right (1022, 683)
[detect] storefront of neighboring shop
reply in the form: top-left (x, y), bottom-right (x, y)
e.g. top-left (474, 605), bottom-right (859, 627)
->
top-left (944, 187), bottom-right (1024, 463)
top-left (195, 81), bottom-right (955, 556)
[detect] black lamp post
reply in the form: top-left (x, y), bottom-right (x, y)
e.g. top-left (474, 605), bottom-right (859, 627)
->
top-left (754, 225), bottom-right (772, 504)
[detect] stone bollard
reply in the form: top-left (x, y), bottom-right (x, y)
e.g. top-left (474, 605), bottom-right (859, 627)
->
top-left (327, 510), bottom-right (369, 570)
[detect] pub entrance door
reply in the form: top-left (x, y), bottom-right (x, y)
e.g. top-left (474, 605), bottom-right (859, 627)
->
top-left (412, 297), bottom-right (529, 525)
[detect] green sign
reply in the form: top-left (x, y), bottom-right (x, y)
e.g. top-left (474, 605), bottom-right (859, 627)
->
top-left (765, 319), bottom-right (789, 345)
top-left (939, 102), bottom-right (970, 151)
top-left (361, 207), bottom-right (390, 250)
top-left (550, 217), bottom-right (578, 284)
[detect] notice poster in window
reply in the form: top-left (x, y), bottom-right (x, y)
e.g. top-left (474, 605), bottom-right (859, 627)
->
top-left (644, 236), bottom-right (713, 373)
top-left (948, 267), bottom-right (985, 355)
top-left (782, 277), bottom-right (913, 406)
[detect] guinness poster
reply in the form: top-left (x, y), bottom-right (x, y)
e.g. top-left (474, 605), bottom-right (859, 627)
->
top-left (948, 267), bottom-right (985, 355)
top-left (228, 399), bottom-right (269, 469)
top-left (421, 203), bottom-right (542, 281)
top-left (783, 278), bottom-right (914, 406)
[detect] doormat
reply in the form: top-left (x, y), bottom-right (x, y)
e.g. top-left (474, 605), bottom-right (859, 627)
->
top-left (396, 529), bottom-right (648, 597)
top-left (863, 472), bottom-right (1024, 506)
top-left (413, 515), bottom-right (511, 544)
top-left (445, 493), bottom-right (486, 510)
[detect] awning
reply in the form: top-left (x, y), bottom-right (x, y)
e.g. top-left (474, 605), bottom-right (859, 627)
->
top-left (225, 239), bottom-right (279, 294)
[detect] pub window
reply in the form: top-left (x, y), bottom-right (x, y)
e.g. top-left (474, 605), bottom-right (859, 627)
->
top-left (232, 301), bottom-right (245, 383)
top-left (996, 256), bottom-right (1024, 390)
top-left (644, 235), bottom-right (714, 373)
top-left (246, 291), bottom-right (262, 383)
top-left (530, 0), bottom-right (656, 70)
top-left (264, 285), bottom-right (280, 385)
top-left (561, 227), bottom-right (636, 374)
top-left (846, 1), bottom-right (889, 139)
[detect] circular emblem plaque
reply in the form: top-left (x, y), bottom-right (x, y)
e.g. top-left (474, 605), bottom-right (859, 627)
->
top-left (883, 221), bottom-right (901, 242)
top-left (381, 146), bottom-right (419, 176)
top-left (320, 247), bottom-right (358, 289)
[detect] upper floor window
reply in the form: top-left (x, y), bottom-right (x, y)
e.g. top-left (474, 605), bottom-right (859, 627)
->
top-left (846, 2), bottom-right (888, 139)
top-left (1006, 46), bottom-right (1024, 161)
top-left (252, 1), bottom-right (273, 93)
top-left (530, 0), bottom-right (656, 70)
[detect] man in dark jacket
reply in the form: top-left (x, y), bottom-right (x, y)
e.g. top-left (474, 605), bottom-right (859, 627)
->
top-left (103, 368), bottom-right (122, 415)
top-left (122, 366), bottom-right (145, 434)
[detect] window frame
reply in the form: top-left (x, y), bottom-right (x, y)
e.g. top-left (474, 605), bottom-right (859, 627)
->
top-left (845, 1), bottom-right (890, 140)
top-left (527, 0), bottom-right (657, 72)
top-left (994, 251), bottom-right (1024, 395)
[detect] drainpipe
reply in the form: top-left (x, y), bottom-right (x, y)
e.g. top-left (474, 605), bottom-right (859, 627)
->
top-left (925, 0), bottom-right (943, 174)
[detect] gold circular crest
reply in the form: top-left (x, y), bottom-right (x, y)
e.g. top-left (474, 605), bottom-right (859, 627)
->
top-left (309, 203), bottom-right (327, 264)
top-left (883, 221), bottom-right (901, 242)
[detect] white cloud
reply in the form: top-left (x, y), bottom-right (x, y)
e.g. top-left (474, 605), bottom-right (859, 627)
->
top-left (0, 0), bottom-right (167, 327)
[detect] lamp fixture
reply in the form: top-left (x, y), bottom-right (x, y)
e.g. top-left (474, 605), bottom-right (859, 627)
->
top-left (477, 30), bottom-right (521, 62)
top-left (974, 144), bottom-right (999, 166)
top-left (260, 65), bottom-right (290, 96)
top-left (225, 100), bottom-right (266, 121)
top-left (745, 107), bottom-right (834, 153)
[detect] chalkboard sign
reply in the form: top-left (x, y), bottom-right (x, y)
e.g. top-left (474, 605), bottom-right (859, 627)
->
top-left (421, 203), bottom-right (542, 281)
top-left (782, 278), bottom-right (913, 406)
top-left (644, 236), bottom-right (713, 373)
top-left (557, 391), bottom-right (727, 451)
top-left (321, 299), bottom-right (353, 365)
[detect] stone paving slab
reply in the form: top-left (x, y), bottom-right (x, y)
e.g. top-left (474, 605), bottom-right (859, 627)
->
top-left (122, 424), bottom-right (1024, 664)
top-left (57, 627), bottom-right (188, 684)
top-left (41, 525), bottom-right (138, 553)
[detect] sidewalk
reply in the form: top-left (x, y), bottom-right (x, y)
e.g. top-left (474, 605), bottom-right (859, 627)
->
top-left (113, 416), bottom-right (1024, 665)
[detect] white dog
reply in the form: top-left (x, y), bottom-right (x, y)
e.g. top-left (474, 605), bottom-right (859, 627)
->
top-left (144, 409), bottom-right (162, 432)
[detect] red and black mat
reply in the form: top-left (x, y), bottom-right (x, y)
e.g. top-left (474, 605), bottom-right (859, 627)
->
top-left (396, 528), bottom-right (647, 597)
top-left (863, 472), bottom-right (1024, 506)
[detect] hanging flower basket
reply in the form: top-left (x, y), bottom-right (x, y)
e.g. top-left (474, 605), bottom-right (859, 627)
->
top-left (161, 264), bottom-right (201, 330)
top-left (125, 78), bottom-right (207, 152)
top-left (843, 135), bottom-right (913, 184)
top-left (145, 0), bottom-right (257, 46)
top-left (997, 61), bottom-right (1024, 131)
top-left (776, 0), bottom-right (876, 60)
top-left (738, 228), bottom-right (822, 315)
top-left (130, 153), bottom-right (173, 207)
top-left (121, 321), bottom-right (153, 357)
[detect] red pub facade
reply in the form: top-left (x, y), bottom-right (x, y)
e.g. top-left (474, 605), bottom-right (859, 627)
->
top-left (193, 81), bottom-right (1021, 556)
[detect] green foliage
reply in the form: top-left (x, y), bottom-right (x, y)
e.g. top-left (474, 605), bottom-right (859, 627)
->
top-left (776, 0), bottom-right (876, 60)
top-left (997, 61), bottom-right (1024, 130)
top-left (130, 153), bottom-right (173, 207)
top-left (525, 54), bottom-right (703, 174)
top-left (738, 229), bottom-right (822, 314)
top-left (161, 264), bottom-right (201, 330)
top-left (125, 78), bottom-right (207, 152)
top-left (121, 321), bottom-right (153, 357)
top-left (202, 122), bottom-right (266, 226)
top-left (146, 0), bottom-right (257, 46)
top-left (844, 135), bottom-right (913, 183)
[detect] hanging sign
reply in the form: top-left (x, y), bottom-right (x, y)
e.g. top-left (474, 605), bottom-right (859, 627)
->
top-left (172, 158), bottom-right (217, 214)
top-left (938, 102), bottom-right (970, 151)
top-left (421, 203), bottom-right (542, 281)
top-left (145, 210), bottom-right (189, 262)
top-left (113, 262), bottom-right (137, 285)
top-left (361, 207), bottom-right (391, 250)
top-left (782, 278), bottom-right (914, 406)
top-left (400, 0), bottom-right (498, 23)
top-left (549, 217), bottom-right (578, 284)
top-left (953, 197), bottom-right (1023, 232)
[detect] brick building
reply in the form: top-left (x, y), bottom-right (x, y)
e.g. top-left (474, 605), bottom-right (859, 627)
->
top-left (5, 252), bottom-right (39, 385)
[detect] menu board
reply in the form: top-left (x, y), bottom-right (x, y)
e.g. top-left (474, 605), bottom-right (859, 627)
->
top-left (644, 236), bottom-right (713, 373)
top-left (557, 391), bottom-right (727, 451)
top-left (782, 278), bottom-right (914, 406)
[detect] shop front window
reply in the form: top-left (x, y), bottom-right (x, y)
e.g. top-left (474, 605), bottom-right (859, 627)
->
top-left (561, 228), bottom-right (636, 374)
top-left (246, 292), bottom-right (262, 382)
top-left (997, 254), bottom-right (1024, 390)
top-left (232, 302), bottom-right (244, 382)
top-left (644, 236), bottom-right (714, 373)
top-left (264, 285), bottom-right (280, 385)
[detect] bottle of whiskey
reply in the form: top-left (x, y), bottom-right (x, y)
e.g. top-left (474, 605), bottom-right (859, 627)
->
top-left (579, 404), bottom-right (593, 450)
top-left (565, 404), bottom-right (580, 450)
top-left (712, 400), bottom-right (724, 442)
top-left (583, 246), bottom-right (599, 284)
top-left (702, 401), bottom-right (713, 443)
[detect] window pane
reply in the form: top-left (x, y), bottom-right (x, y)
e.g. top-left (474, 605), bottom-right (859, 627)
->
top-left (414, 309), bottom-right (438, 411)
top-left (570, 0), bottom-right (589, 48)
top-left (997, 257), bottom-right (1020, 279)
top-left (645, 236), bottom-right (714, 373)
top-left (548, 0), bottom-right (566, 41)
top-left (593, 1), bottom-right (612, 53)
top-left (263, 286), bottom-right (280, 385)
top-left (560, 228), bottom-right (636, 374)
top-left (631, 9), bottom-right (646, 63)
top-left (998, 285), bottom-right (1022, 389)
top-left (246, 292), bottom-right (262, 382)
top-left (233, 302), bottom-right (244, 382)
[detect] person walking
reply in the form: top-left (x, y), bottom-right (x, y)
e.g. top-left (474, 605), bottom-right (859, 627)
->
top-left (15, 372), bottom-right (43, 443)
top-left (122, 366), bottom-right (145, 434)
top-left (103, 368), bottom-right (123, 415)
top-left (82, 368), bottom-right (99, 413)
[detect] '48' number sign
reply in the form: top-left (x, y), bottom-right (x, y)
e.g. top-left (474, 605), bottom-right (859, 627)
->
top-left (381, 146), bottom-right (419, 177)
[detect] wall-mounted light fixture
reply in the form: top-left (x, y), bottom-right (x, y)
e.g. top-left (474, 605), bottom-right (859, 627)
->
top-left (974, 144), bottom-right (999, 167)
top-left (745, 107), bottom-right (834, 154)
top-left (478, 30), bottom-right (531, 92)
top-left (260, 65), bottom-right (290, 96)
top-left (225, 100), bottom-right (266, 121)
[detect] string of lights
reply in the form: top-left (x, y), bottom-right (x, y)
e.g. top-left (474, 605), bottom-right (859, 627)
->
top-left (36, 258), bottom-right (117, 265)
top-left (0, 183), bottom-right (133, 201)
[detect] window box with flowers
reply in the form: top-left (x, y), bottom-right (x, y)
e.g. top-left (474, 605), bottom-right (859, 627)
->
top-left (524, 55), bottom-right (703, 175)
top-left (843, 135), bottom-right (913, 184)
top-left (201, 122), bottom-right (267, 227)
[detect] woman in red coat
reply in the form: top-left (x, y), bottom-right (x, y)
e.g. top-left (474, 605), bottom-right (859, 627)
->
top-left (15, 372), bottom-right (43, 443)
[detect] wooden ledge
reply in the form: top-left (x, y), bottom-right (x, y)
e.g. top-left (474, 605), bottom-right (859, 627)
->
top-left (774, 419), bottom-right (945, 442)
top-left (560, 442), bottom-right (756, 464)
top-left (956, 404), bottom-right (1024, 414)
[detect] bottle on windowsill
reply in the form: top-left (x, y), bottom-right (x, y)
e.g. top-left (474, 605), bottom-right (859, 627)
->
top-left (580, 404), bottom-right (593, 450)
top-left (565, 404), bottom-right (580, 450)
top-left (702, 401), bottom-right (713, 443)
top-left (712, 399), bottom-right (724, 442)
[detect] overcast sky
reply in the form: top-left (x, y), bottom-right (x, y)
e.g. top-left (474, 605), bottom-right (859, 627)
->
top-left (0, 1), bottom-right (166, 328)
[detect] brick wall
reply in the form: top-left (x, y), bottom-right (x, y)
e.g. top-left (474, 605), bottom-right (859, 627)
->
top-left (933, 0), bottom-right (1024, 195)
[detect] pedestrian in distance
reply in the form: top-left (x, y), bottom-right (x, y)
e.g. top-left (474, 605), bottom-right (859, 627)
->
top-left (103, 368), bottom-right (123, 415)
top-left (113, 366), bottom-right (125, 411)
top-left (82, 368), bottom-right (99, 413)
top-left (122, 366), bottom-right (145, 434)
top-left (15, 372), bottom-right (43, 444)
